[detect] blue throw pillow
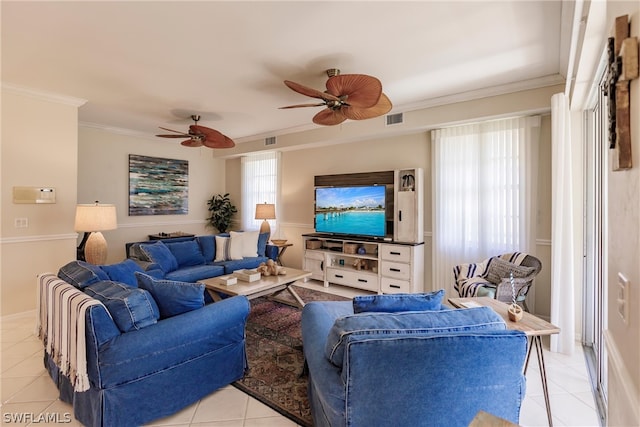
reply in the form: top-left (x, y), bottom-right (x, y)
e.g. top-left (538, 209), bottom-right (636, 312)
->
top-left (257, 232), bottom-right (269, 257)
top-left (100, 259), bottom-right (144, 287)
top-left (58, 260), bottom-right (109, 289)
top-left (135, 272), bottom-right (205, 318)
top-left (166, 240), bottom-right (205, 267)
top-left (85, 281), bottom-right (159, 332)
top-left (325, 306), bottom-right (506, 367)
top-left (196, 235), bottom-right (216, 261)
top-left (140, 241), bottom-right (178, 273)
top-left (352, 289), bottom-right (445, 313)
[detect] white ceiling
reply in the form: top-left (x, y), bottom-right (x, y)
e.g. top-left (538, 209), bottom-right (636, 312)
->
top-left (2, 1), bottom-right (572, 145)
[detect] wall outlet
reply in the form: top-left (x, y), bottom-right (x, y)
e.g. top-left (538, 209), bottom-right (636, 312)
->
top-left (14, 218), bottom-right (28, 228)
top-left (617, 272), bottom-right (629, 325)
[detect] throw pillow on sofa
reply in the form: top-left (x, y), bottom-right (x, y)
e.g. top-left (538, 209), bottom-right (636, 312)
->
top-left (352, 289), bottom-right (445, 313)
top-left (140, 241), bottom-right (179, 274)
top-left (99, 259), bottom-right (144, 287)
top-left (85, 281), bottom-right (160, 332)
top-left (324, 306), bottom-right (506, 367)
top-left (214, 235), bottom-right (231, 262)
top-left (166, 240), bottom-right (206, 267)
top-left (229, 231), bottom-right (260, 260)
top-left (58, 260), bottom-right (109, 289)
top-left (135, 272), bottom-right (205, 318)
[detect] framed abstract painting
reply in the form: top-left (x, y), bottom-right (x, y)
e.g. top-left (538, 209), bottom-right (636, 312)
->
top-left (129, 154), bottom-right (188, 215)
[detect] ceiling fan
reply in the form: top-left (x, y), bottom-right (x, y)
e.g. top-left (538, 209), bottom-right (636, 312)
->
top-left (156, 115), bottom-right (235, 149)
top-left (280, 69), bottom-right (392, 126)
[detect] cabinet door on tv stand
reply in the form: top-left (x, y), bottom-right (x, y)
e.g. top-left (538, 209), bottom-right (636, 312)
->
top-left (303, 250), bottom-right (325, 282)
top-left (396, 191), bottom-right (416, 242)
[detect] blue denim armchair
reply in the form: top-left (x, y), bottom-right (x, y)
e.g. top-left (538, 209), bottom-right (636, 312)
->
top-left (301, 301), bottom-right (528, 427)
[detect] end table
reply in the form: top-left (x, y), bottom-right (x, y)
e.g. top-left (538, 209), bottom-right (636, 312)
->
top-left (271, 242), bottom-right (293, 266)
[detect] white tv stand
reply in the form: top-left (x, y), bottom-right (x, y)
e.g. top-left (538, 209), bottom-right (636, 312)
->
top-left (302, 234), bottom-right (424, 294)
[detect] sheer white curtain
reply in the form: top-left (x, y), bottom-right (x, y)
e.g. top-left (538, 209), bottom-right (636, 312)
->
top-left (241, 151), bottom-right (281, 232)
top-left (550, 93), bottom-right (575, 355)
top-left (432, 116), bottom-right (540, 299)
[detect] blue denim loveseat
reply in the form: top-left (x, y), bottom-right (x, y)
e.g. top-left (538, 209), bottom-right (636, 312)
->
top-left (37, 266), bottom-right (250, 427)
top-left (301, 294), bottom-right (528, 427)
top-left (125, 232), bottom-right (278, 283)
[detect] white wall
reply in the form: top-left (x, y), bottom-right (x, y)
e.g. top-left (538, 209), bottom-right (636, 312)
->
top-left (77, 126), bottom-right (227, 263)
top-left (603, 2), bottom-right (640, 424)
top-left (1, 86), bottom-right (83, 315)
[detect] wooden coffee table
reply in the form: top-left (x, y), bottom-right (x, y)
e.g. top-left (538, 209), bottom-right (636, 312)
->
top-left (200, 268), bottom-right (312, 308)
top-left (448, 297), bottom-right (560, 427)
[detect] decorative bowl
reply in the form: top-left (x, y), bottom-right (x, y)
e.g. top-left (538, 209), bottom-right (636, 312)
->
top-left (271, 239), bottom-right (288, 245)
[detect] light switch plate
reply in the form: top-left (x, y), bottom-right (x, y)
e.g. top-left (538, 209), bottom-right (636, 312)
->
top-left (617, 272), bottom-right (629, 325)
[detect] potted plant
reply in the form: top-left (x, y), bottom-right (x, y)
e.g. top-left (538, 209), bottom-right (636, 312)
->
top-left (206, 193), bottom-right (237, 233)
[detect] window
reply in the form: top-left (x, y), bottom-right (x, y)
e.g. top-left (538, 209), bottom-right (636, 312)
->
top-left (241, 152), bottom-right (280, 232)
top-left (432, 116), bottom-right (540, 297)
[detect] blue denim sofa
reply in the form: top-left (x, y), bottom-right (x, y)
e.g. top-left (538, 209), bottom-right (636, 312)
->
top-left (301, 299), bottom-right (528, 426)
top-left (125, 232), bottom-right (278, 283)
top-left (38, 271), bottom-right (250, 427)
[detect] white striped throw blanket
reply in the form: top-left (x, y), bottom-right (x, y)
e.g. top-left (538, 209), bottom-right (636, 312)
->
top-left (36, 273), bottom-right (104, 392)
top-left (453, 252), bottom-right (528, 297)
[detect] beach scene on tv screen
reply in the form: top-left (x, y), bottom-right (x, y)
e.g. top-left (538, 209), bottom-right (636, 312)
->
top-left (315, 186), bottom-right (386, 236)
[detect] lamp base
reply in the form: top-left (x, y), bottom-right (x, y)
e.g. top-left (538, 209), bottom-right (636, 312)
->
top-left (85, 231), bottom-right (108, 265)
top-left (260, 220), bottom-right (271, 242)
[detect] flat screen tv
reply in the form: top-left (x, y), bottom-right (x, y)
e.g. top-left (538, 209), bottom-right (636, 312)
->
top-left (314, 185), bottom-right (386, 238)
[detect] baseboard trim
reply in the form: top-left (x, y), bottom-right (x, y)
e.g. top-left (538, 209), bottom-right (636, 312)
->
top-left (1, 309), bottom-right (36, 323)
top-left (604, 329), bottom-right (640, 424)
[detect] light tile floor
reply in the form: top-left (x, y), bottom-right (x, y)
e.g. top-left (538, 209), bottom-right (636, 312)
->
top-left (1, 282), bottom-right (603, 426)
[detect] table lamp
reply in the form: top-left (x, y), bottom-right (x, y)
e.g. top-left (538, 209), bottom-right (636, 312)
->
top-left (75, 202), bottom-right (117, 264)
top-left (255, 203), bottom-right (276, 240)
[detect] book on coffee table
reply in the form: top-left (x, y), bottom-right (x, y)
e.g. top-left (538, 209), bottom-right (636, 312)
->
top-left (233, 269), bottom-right (261, 282)
top-left (210, 275), bottom-right (237, 286)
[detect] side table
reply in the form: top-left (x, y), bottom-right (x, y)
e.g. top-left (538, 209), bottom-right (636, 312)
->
top-left (271, 242), bottom-right (293, 266)
top-left (448, 297), bottom-right (560, 427)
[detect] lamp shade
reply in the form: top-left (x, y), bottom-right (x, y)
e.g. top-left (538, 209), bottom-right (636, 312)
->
top-left (74, 203), bottom-right (117, 232)
top-left (255, 203), bottom-right (276, 220)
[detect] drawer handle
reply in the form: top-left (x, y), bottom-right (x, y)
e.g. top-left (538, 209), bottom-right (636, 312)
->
top-left (390, 251), bottom-right (401, 255)
top-left (358, 279), bottom-right (368, 283)
top-left (335, 274), bottom-right (344, 279)
top-left (390, 268), bottom-right (401, 272)
top-left (390, 284), bottom-right (401, 289)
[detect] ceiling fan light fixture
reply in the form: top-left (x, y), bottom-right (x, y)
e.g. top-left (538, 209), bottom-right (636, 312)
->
top-left (326, 68), bottom-right (340, 77)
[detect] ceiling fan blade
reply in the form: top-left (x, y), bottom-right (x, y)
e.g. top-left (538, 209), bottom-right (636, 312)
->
top-left (342, 93), bottom-right (393, 121)
top-left (203, 134), bottom-right (235, 149)
top-left (284, 80), bottom-right (340, 102)
top-left (326, 74), bottom-right (382, 108)
top-left (279, 102), bottom-right (326, 109)
top-left (181, 139), bottom-right (203, 147)
top-left (158, 126), bottom-right (189, 136)
top-left (312, 108), bottom-right (348, 126)
top-left (157, 134), bottom-right (191, 138)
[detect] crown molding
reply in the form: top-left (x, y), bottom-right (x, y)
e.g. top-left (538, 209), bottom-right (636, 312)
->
top-left (394, 74), bottom-right (565, 114)
top-left (1, 82), bottom-right (87, 107)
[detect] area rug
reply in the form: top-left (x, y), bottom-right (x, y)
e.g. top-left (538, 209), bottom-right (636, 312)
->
top-left (232, 285), bottom-right (349, 427)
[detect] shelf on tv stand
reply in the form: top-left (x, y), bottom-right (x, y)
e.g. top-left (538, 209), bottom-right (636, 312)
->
top-left (302, 234), bottom-right (424, 294)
